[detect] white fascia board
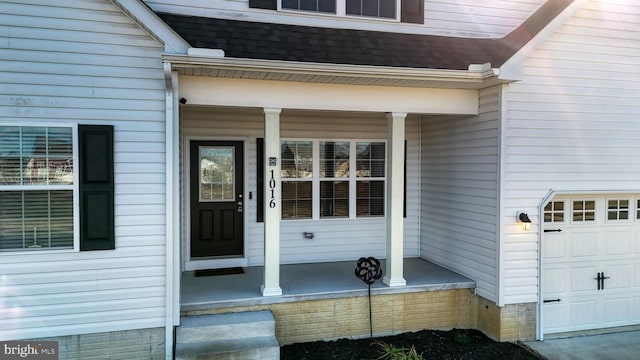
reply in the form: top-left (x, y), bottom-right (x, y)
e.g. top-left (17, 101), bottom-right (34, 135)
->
top-left (110, 0), bottom-right (190, 54)
top-left (179, 76), bottom-right (479, 114)
top-left (164, 55), bottom-right (497, 83)
top-left (499, 0), bottom-right (589, 81)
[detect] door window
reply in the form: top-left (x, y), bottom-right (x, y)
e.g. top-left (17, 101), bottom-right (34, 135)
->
top-left (199, 146), bottom-right (235, 202)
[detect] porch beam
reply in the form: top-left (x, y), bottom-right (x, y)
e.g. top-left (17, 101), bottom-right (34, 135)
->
top-left (384, 112), bottom-right (407, 287)
top-left (261, 108), bottom-right (283, 296)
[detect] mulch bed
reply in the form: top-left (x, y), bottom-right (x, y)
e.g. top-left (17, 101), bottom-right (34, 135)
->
top-left (281, 328), bottom-right (541, 360)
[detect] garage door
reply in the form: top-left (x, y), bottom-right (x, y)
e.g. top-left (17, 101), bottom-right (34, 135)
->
top-left (541, 195), bottom-right (640, 335)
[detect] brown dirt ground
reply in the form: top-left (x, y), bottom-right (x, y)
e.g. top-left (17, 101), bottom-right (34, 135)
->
top-left (280, 328), bottom-right (542, 360)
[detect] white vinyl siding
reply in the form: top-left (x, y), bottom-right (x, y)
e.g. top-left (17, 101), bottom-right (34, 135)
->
top-left (144, 0), bottom-right (544, 37)
top-left (501, 0), bottom-right (640, 305)
top-left (425, 0), bottom-right (545, 37)
top-left (421, 86), bottom-right (500, 302)
top-left (0, 0), bottom-right (166, 340)
top-left (181, 108), bottom-right (421, 265)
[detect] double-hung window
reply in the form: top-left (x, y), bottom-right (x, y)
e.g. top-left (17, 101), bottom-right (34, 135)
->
top-left (355, 142), bottom-right (385, 216)
top-left (281, 141), bottom-right (313, 219)
top-left (320, 141), bottom-right (350, 218)
top-left (281, 139), bottom-right (385, 220)
top-left (0, 126), bottom-right (76, 251)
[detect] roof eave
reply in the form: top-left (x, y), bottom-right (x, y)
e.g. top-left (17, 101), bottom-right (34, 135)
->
top-left (163, 54), bottom-right (511, 90)
top-left (499, 0), bottom-right (588, 80)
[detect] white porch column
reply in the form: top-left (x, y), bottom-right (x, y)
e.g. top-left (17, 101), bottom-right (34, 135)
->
top-left (383, 112), bottom-right (407, 287)
top-left (261, 108), bottom-right (283, 296)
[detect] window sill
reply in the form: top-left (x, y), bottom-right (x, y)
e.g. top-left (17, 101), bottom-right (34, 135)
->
top-left (0, 247), bottom-right (76, 256)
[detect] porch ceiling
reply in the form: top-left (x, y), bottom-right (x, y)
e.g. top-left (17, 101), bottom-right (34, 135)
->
top-left (163, 55), bottom-right (510, 90)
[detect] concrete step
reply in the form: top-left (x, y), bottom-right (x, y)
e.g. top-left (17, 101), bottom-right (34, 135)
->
top-left (176, 311), bottom-right (279, 360)
top-left (177, 310), bottom-right (275, 343)
top-left (176, 336), bottom-right (279, 360)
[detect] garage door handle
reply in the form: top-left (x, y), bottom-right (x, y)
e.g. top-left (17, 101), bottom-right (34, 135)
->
top-left (543, 299), bottom-right (561, 303)
top-left (544, 229), bottom-right (562, 233)
top-left (595, 272), bottom-right (611, 290)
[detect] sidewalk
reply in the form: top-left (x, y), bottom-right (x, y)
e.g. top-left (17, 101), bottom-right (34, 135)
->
top-left (523, 331), bottom-right (640, 360)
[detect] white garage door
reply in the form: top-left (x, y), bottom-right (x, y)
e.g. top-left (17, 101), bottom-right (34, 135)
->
top-left (541, 195), bottom-right (640, 335)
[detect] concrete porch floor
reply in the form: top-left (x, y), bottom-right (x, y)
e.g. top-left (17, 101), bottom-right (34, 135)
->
top-left (181, 257), bottom-right (475, 312)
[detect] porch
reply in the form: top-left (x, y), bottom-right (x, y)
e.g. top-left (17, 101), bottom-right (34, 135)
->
top-left (181, 257), bottom-right (475, 311)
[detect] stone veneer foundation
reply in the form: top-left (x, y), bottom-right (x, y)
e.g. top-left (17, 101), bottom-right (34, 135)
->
top-left (23, 291), bottom-right (536, 358)
top-left (183, 289), bottom-right (536, 345)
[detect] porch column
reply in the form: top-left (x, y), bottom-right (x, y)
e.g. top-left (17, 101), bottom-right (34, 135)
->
top-left (261, 108), bottom-right (283, 296)
top-left (383, 112), bottom-right (407, 287)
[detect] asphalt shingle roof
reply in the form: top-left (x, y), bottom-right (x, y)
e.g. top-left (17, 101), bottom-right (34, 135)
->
top-left (158, 0), bottom-right (572, 71)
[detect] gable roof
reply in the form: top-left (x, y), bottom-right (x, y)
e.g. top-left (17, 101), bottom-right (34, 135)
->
top-left (110, 0), bottom-right (189, 54)
top-left (157, 0), bottom-right (573, 71)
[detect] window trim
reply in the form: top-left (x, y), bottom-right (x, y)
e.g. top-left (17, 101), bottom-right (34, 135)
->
top-left (250, 0), bottom-right (424, 24)
top-left (570, 198), bottom-right (598, 224)
top-left (543, 200), bottom-right (566, 224)
top-left (278, 0), bottom-right (402, 22)
top-left (0, 122), bottom-right (80, 254)
top-left (281, 138), bottom-right (386, 221)
top-left (605, 197), bottom-right (632, 223)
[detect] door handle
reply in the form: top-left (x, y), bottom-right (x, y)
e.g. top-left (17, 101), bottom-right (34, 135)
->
top-left (237, 201), bottom-right (243, 213)
top-left (595, 272), bottom-right (611, 290)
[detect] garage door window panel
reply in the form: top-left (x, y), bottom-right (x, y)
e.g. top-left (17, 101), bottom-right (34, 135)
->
top-left (573, 200), bottom-right (596, 223)
top-left (544, 201), bottom-right (565, 223)
top-left (607, 199), bottom-right (630, 221)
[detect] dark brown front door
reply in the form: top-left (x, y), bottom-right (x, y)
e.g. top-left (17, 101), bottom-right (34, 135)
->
top-left (190, 141), bottom-right (244, 258)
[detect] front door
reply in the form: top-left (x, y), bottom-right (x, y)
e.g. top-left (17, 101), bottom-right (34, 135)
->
top-left (190, 141), bottom-right (244, 259)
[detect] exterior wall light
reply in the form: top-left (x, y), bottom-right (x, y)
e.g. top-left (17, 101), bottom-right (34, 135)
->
top-left (517, 211), bottom-right (532, 230)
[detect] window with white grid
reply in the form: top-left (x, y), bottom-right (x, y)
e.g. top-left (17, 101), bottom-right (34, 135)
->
top-left (544, 201), bottom-right (564, 223)
top-left (0, 126), bottom-right (75, 251)
top-left (281, 0), bottom-right (398, 19)
top-left (572, 200), bottom-right (596, 223)
top-left (607, 199), bottom-right (630, 221)
top-left (281, 139), bottom-right (385, 220)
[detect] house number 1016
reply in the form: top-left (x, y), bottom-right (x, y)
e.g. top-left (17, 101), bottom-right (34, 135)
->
top-left (269, 169), bottom-right (276, 208)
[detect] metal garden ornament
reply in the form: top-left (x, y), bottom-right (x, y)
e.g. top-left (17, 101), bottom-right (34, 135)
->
top-left (354, 256), bottom-right (383, 338)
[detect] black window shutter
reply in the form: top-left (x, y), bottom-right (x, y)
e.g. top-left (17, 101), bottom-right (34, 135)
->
top-left (257, 138), bottom-right (264, 222)
top-left (401, 0), bottom-right (424, 24)
top-left (79, 125), bottom-right (115, 251)
top-left (249, 0), bottom-right (277, 10)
